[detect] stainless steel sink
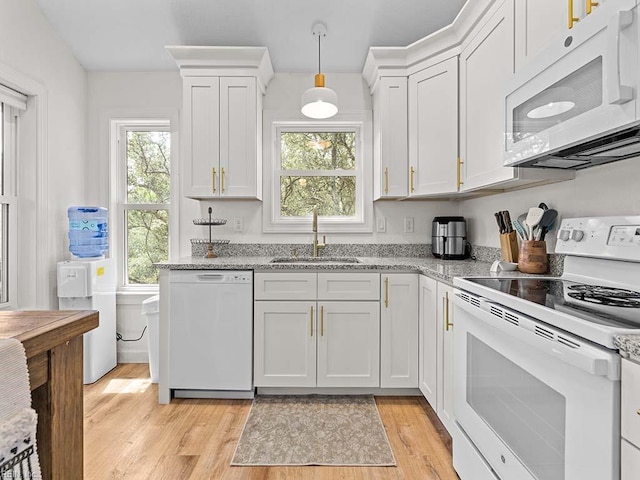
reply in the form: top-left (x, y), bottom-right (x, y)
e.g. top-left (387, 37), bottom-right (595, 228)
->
top-left (270, 257), bottom-right (361, 264)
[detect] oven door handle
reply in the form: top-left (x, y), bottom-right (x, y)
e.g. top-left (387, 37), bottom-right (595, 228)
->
top-left (454, 293), bottom-right (621, 381)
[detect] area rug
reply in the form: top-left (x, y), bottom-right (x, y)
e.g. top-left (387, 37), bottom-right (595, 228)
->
top-left (231, 395), bottom-right (396, 466)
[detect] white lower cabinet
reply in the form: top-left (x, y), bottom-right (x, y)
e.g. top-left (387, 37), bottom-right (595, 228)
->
top-left (254, 272), bottom-right (380, 388)
top-left (622, 358), bottom-right (640, 479)
top-left (418, 275), bottom-right (456, 435)
top-left (380, 274), bottom-right (419, 388)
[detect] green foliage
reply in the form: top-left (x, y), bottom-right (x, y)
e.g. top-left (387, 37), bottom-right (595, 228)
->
top-left (126, 131), bottom-right (170, 285)
top-left (280, 132), bottom-right (356, 217)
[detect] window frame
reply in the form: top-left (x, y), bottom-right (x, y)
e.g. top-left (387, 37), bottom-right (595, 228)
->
top-left (262, 112), bottom-right (373, 233)
top-left (0, 96), bottom-right (22, 309)
top-left (112, 119), bottom-right (171, 291)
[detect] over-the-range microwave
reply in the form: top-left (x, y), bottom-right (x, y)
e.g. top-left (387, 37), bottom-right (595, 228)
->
top-left (504, 0), bottom-right (640, 170)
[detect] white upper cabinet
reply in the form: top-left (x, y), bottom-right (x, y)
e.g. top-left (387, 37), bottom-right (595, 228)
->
top-left (167, 46), bottom-right (273, 200)
top-left (408, 56), bottom-right (459, 196)
top-left (515, 0), bottom-right (609, 71)
top-left (459, 0), bottom-right (516, 191)
top-left (373, 77), bottom-right (408, 199)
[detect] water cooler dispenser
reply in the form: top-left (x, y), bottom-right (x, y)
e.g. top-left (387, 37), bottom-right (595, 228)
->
top-left (57, 206), bottom-right (116, 384)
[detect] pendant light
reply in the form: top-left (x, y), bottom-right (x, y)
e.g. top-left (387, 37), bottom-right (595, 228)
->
top-left (301, 22), bottom-right (338, 119)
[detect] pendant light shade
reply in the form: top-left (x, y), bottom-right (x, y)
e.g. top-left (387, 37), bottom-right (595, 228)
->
top-left (301, 23), bottom-right (338, 119)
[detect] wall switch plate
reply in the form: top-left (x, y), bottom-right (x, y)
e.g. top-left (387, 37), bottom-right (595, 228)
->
top-left (377, 217), bottom-right (386, 233)
top-left (233, 218), bottom-right (243, 232)
top-left (404, 217), bottom-right (414, 233)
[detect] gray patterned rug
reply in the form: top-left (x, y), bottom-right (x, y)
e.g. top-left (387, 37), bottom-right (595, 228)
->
top-left (231, 395), bottom-right (396, 466)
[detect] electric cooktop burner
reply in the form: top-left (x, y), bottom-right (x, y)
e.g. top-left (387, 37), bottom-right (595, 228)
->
top-left (566, 284), bottom-right (640, 308)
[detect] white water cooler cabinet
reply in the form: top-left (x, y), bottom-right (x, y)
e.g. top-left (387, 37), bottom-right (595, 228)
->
top-left (57, 258), bottom-right (117, 384)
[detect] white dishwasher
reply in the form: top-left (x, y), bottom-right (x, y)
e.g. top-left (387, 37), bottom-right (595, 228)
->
top-left (169, 270), bottom-right (253, 398)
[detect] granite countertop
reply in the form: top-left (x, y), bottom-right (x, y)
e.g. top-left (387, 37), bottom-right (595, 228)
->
top-left (157, 256), bottom-right (542, 285)
top-left (614, 335), bottom-right (640, 359)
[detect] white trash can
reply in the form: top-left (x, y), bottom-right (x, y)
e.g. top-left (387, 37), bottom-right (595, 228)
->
top-left (141, 295), bottom-right (160, 383)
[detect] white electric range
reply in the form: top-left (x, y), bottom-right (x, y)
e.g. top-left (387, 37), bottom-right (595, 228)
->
top-left (452, 216), bottom-right (640, 480)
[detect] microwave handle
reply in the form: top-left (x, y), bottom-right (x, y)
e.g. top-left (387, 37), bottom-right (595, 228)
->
top-left (607, 10), bottom-right (634, 105)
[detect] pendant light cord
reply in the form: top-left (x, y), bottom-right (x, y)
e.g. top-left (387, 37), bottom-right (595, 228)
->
top-left (318, 33), bottom-right (322, 74)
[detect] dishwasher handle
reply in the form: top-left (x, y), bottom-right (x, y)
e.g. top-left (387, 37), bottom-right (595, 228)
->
top-left (196, 274), bottom-right (226, 282)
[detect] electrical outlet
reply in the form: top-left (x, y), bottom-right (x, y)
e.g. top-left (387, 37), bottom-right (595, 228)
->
top-left (377, 217), bottom-right (386, 233)
top-left (233, 218), bottom-right (243, 232)
top-left (404, 217), bottom-right (414, 233)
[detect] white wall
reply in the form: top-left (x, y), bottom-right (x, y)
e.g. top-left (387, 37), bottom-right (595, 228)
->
top-left (459, 158), bottom-right (640, 252)
top-left (0, 0), bottom-right (87, 308)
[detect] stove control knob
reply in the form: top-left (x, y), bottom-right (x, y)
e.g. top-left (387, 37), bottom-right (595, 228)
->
top-left (559, 230), bottom-right (570, 241)
top-left (571, 229), bottom-right (585, 242)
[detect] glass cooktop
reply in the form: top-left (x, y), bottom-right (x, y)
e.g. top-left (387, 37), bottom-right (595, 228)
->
top-left (466, 277), bottom-right (640, 329)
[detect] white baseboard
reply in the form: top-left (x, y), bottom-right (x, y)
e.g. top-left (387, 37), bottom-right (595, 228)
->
top-left (117, 351), bottom-right (149, 363)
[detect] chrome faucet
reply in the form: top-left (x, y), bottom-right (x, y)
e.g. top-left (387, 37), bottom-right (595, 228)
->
top-left (312, 207), bottom-right (327, 257)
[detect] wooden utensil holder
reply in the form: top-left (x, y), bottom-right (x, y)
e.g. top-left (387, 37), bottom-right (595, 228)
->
top-left (518, 240), bottom-right (548, 274)
top-left (499, 232), bottom-right (519, 262)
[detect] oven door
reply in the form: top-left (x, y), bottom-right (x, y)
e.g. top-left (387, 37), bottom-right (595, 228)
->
top-left (504, 0), bottom-right (639, 167)
top-left (453, 290), bottom-right (620, 480)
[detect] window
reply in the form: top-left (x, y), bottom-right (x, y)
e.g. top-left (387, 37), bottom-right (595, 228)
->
top-left (264, 116), bottom-right (373, 233)
top-left (114, 121), bottom-right (170, 286)
top-left (0, 84), bottom-right (25, 307)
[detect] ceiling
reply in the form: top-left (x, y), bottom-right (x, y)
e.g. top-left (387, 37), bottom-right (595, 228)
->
top-left (34, 0), bottom-right (467, 73)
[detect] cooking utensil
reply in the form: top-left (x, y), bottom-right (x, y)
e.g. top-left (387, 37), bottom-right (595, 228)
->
top-left (538, 202), bottom-right (549, 211)
top-left (512, 219), bottom-right (527, 241)
top-left (525, 207), bottom-right (544, 240)
top-left (517, 213), bottom-right (529, 240)
top-left (537, 208), bottom-right (558, 240)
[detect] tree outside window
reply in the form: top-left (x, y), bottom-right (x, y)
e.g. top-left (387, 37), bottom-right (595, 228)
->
top-left (123, 129), bottom-right (170, 285)
top-left (278, 130), bottom-right (357, 219)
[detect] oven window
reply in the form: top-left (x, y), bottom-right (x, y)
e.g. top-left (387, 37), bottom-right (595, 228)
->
top-left (468, 334), bottom-right (566, 480)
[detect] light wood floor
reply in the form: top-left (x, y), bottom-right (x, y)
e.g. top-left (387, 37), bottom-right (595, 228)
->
top-left (84, 364), bottom-right (459, 480)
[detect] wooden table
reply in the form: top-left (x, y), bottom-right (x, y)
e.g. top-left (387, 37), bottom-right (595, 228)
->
top-left (0, 310), bottom-right (99, 480)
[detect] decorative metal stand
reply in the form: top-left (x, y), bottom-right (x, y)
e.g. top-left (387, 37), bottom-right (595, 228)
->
top-left (192, 207), bottom-right (228, 258)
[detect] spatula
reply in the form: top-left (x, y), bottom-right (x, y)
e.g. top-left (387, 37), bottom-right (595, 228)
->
top-left (525, 207), bottom-right (544, 241)
top-left (537, 208), bottom-right (558, 240)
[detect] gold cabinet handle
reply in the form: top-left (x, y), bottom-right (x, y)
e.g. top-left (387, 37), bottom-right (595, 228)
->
top-left (456, 157), bottom-right (464, 190)
top-left (320, 305), bottom-right (324, 336)
top-left (384, 277), bottom-right (389, 308)
top-left (445, 291), bottom-right (453, 331)
top-left (384, 167), bottom-right (389, 194)
top-left (586, 0), bottom-right (598, 15)
top-left (212, 167), bottom-right (217, 193)
top-left (310, 305), bottom-right (314, 337)
top-left (568, 0), bottom-right (579, 28)
top-left (221, 167), bottom-right (226, 193)
top-left (409, 166), bottom-right (415, 193)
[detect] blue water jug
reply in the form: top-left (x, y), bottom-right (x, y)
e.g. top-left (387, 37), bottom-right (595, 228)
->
top-left (68, 206), bottom-right (109, 258)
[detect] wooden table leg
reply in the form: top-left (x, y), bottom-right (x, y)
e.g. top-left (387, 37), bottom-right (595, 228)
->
top-left (32, 337), bottom-right (84, 480)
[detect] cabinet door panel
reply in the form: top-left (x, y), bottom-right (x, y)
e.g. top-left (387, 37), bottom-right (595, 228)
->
top-left (254, 272), bottom-right (317, 300)
top-left (460, 0), bottom-right (515, 191)
top-left (437, 283), bottom-right (455, 434)
top-left (374, 77), bottom-right (408, 199)
top-left (254, 301), bottom-right (316, 387)
top-left (219, 77), bottom-right (258, 197)
top-left (622, 439), bottom-right (640, 480)
top-left (316, 301), bottom-right (380, 388)
top-left (183, 78), bottom-right (220, 198)
top-left (380, 274), bottom-right (419, 388)
top-left (409, 56), bottom-right (459, 195)
top-left (419, 275), bottom-right (438, 407)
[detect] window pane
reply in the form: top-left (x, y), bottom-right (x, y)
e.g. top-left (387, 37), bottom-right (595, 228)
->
top-left (280, 132), bottom-right (355, 170)
top-left (126, 210), bottom-right (168, 284)
top-left (280, 176), bottom-right (356, 217)
top-left (127, 131), bottom-right (171, 204)
top-left (0, 103), bottom-right (4, 195)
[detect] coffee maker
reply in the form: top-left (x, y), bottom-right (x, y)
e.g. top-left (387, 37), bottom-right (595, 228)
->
top-left (431, 216), bottom-right (470, 259)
